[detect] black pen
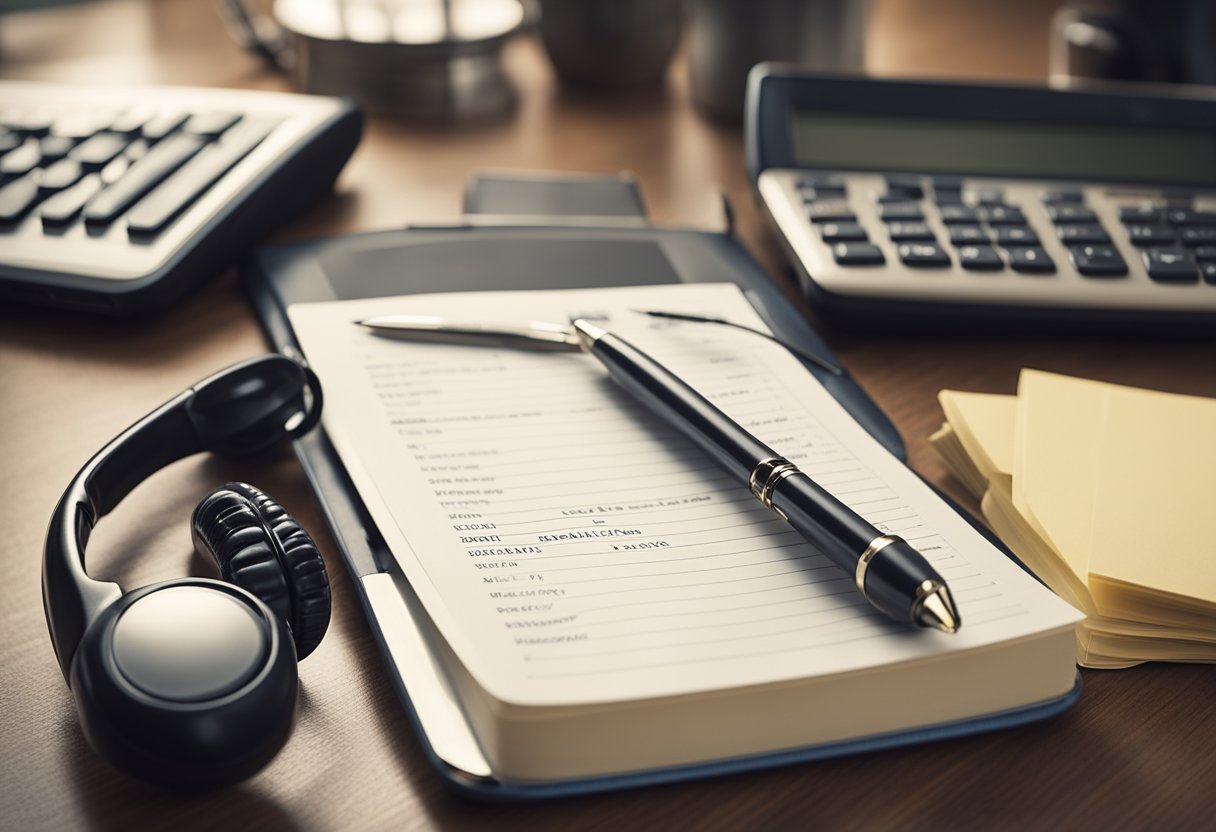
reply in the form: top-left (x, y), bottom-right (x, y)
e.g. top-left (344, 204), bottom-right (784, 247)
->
top-left (569, 319), bottom-right (960, 632)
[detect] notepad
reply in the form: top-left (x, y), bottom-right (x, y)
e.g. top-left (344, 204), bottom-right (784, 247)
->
top-left (932, 370), bottom-right (1216, 669)
top-left (289, 283), bottom-right (1080, 781)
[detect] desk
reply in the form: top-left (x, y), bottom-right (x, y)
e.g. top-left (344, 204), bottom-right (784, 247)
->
top-left (4, 1), bottom-right (1216, 828)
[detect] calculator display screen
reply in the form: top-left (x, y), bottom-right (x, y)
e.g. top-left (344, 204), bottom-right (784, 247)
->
top-left (792, 112), bottom-right (1216, 185)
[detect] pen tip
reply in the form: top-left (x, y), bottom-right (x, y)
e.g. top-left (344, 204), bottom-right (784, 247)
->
top-left (915, 585), bottom-right (961, 633)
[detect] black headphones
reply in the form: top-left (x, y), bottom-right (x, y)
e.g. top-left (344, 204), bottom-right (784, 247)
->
top-left (42, 354), bottom-right (332, 789)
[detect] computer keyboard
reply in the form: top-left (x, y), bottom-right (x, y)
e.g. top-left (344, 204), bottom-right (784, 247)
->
top-left (0, 82), bottom-right (361, 314)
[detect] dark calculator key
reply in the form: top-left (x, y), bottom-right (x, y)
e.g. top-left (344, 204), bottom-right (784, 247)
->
top-left (887, 221), bottom-right (935, 242)
top-left (800, 186), bottom-right (846, 202)
top-left (39, 173), bottom-right (102, 227)
top-left (1045, 204), bottom-right (1096, 223)
top-left (1042, 189), bottom-right (1084, 204)
top-left (38, 134), bottom-right (77, 162)
top-left (897, 242), bottom-right (950, 267)
top-left (1008, 246), bottom-right (1055, 274)
top-left (1202, 263), bottom-right (1216, 285)
top-left (798, 173), bottom-right (845, 190)
top-left (37, 158), bottom-right (84, 192)
top-left (832, 242), bottom-right (885, 265)
top-left (973, 187), bottom-right (1005, 205)
top-left (1193, 246), bottom-right (1216, 262)
top-left (949, 224), bottom-right (988, 244)
top-left (958, 245), bottom-right (1003, 271)
top-left (933, 189), bottom-right (964, 205)
top-left (0, 139), bottom-right (42, 178)
top-left (939, 204), bottom-right (979, 224)
top-left (82, 132), bottom-right (204, 225)
top-left (1069, 245), bottom-right (1127, 277)
top-left (182, 111), bottom-right (241, 137)
top-left (1118, 204), bottom-right (1162, 224)
top-left (878, 202), bottom-right (923, 221)
top-left (878, 190), bottom-right (921, 203)
top-left (0, 174), bottom-right (41, 222)
top-left (930, 174), bottom-right (964, 189)
top-left (807, 200), bottom-right (855, 223)
top-left (141, 112), bottom-right (188, 142)
top-left (819, 221), bottom-right (867, 242)
top-left (1126, 223), bottom-right (1175, 246)
top-left (993, 225), bottom-right (1039, 246)
top-left (884, 174), bottom-right (923, 193)
top-left (1143, 248), bottom-right (1198, 283)
top-left (1166, 208), bottom-right (1216, 226)
top-left (1181, 227), bottom-right (1216, 246)
top-left (69, 133), bottom-right (128, 168)
top-left (980, 205), bottom-right (1025, 225)
top-left (1056, 223), bottom-right (1110, 244)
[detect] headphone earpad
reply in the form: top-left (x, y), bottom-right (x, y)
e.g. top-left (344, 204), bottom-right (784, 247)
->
top-left (191, 483), bottom-right (332, 659)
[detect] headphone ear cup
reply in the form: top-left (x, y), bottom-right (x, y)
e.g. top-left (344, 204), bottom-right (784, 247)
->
top-left (191, 483), bottom-right (332, 660)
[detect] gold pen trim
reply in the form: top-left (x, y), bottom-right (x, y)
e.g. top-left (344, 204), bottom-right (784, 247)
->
top-left (749, 457), bottom-right (800, 509)
top-left (855, 534), bottom-right (902, 593)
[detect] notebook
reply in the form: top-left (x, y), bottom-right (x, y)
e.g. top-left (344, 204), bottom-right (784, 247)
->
top-left (932, 370), bottom-right (1216, 669)
top-left (286, 282), bottom-right (1081, 783)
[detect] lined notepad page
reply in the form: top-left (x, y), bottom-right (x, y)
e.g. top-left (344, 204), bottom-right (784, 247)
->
top-left (289, 284), bottom-right (1079, 707)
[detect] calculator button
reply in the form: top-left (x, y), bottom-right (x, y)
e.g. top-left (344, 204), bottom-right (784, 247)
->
top-left (973, 188), bottom-right (1005, 205)
top-left (1069, 245), bottom-right (1127, 277)
top-left (884, 174), bottom-right (924, 194)
top-left (82, 132), bottom-right (204, 225)
top-left (0, 174), bottom-right (40, 222)
top-left (939, 204), bottom-right (979, 224)
top-left (69, 133), bottom-right (128, 168)
top-left (806, 200), bottom-right (855, 223)
top-left (1180, 227), bottom-right (1216, 247)
top-left (39, 173), bottom-right (102, 227)
top-left (887, 222), bottom-right (935, 242)
top-left (1202, 263), bottom-right (1216, 285)
top-left (930, 174), bottom-right (964, 189)
top-left (993, 226), bottom-right (1039, 246)
top-left (1045, 205), bottom-right (1096, 223)
top-left (38, 135), bottom-right (77, 162)
top-left (877, 191), bottom-right (922, 204)
top-left (980, 205), bottom-right (1025, 225)
top-left (0, 139), bottom-right (41, 178)
top-left (878, 202), bottom-right (923, 221)
top-left (1193, 246), bottom-right (1216, 262)
top-left (1126, 224), bottom-right (1175, 246)
top-left (1166, 208), bottom-right (1216, 227)
top-left (933, 190), bottom-right (964, 205)
top-left (1042, 189), bottom-right (1084, 204)
top-left (958, 245), bottom-right (1003, 271)
top-left (1056, 223), bottom-right (1110, 244)
top-left (182, 112), bottom-right (242, 138)
top-left (801, 186), bottom-right (846, 202)
top-left (949, 225), bottom-right (988, 244)
top-left (832, 242), bottom-right (885, 265)
top-left (819, 222), bottom-right (867, 242)
top-left (36, 158), bottom-right (84, 192)
top-left (1118, 205), bottom-right (1162, 224)
top-left (897, 243), bottom-right (950, 267)
top-left (141, 112), bottom-right (188, 142)
top-left (1008, 247), bottom-right (1055, 274)
top-left (797, 173), bottom-right (845, 191)
top-left (1143, 248), bottom-right (1198, 283)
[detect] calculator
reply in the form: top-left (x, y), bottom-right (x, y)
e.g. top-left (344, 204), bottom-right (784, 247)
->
top-left (0, 82), bottom-right (360, 314)
top-left (746, 67), bottom-right (1216, 330)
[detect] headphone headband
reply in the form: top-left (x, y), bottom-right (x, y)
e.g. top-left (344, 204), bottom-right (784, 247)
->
top-left (42, 354), bottom-right (322, 677)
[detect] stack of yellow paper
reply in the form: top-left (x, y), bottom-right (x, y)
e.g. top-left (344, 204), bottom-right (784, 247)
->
top-left (931, 370), bottom-right (1216, 669)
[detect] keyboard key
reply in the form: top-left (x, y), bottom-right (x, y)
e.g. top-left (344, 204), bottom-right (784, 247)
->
top-left (109, 108), bottom-right (156, 134)
top-left (1056, 223), bottom-right (1110, 244)
top-left (877, 191), bottom-right (921, 204)
top-left (993, 225), bottom-right (1039, 246)
top-left (39, 173), bottom-right (102, 227)
top-left (1181, 227), bottom-right (1216, 246)
top-left (887, 221), bottom-right (935, 242)
top-left (1118, 204), bottom-right (1162, 224)
top-left (124, 138), bottom-right (149, 162)
top-left (36, 158), bottom-right (84, 192)
top-left (1193, 246), bottom-right (1216, 262)
top-left (939, 204), bottom-right (979, 224)
top-left (38, 134), bottom-right (77, 162)
top-left (1045, 204), bottom-right (1096, 223)
top-left (878, 202), bottom-right (923, 221)
top-left (1069, 244), bottom-right (1127, 277)
top-left (1126, 223), bottom-right (1175, 246)
top-left (141, 112), bottom-right (188, 142)
top-left (958, 245), bottom-right (1003, 271)
top-left (1166, 208), bottom-right (1216, 226)
top-left (930, 174), bottom-right (964, 190)
top-left (1202, 262), bottom-right (1216, 285)
top-left (884, 174), bottom-right (923, 196)
top-left (980, 205), bottom-right (1025, 225)
top-left (1008, 246), bottom-right (1055, 274)
top-left (183, 111), bottom-right (241, 137)
top-left (806, 200), bottom-right (855, 223)
top-left (1042, 189), bottom-right (1084, 204)
top-left (1143, 248), bottom-right (1198, 283)
top-left (82, 132), bottom-right (205, 225)
top-left (832, 242), bottom-right (885, 265)
top-left (819, 221), bottom-right (867, 242)
top-left (0, 174), bottom-right (40, 222)
top-left (897, 242), bottom-right (950, 267)
top-left (949, 224), bottom-right (988, 244)
top-left (100, 155), bottom-right (130, 185)
top-left (933, 189), bottom-right (964, 205)
top-left (69, 132), bottom-right (128, 168)
top-left (0, 138), bottom-right (41, 178)
top-left (973, 187), bottom-right (1005, 205)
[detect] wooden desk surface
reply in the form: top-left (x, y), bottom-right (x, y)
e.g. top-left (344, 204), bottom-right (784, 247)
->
top-left (4, 1), bottom-right (1216, 829)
